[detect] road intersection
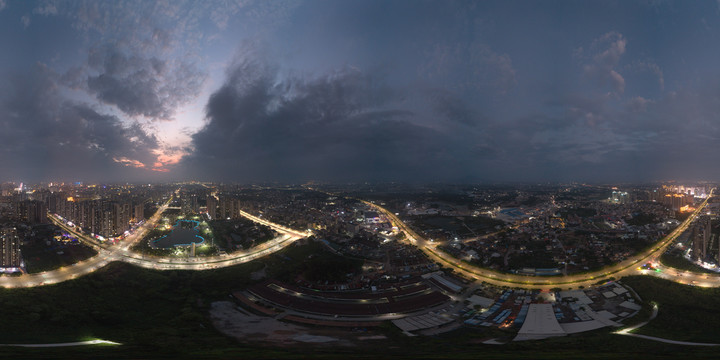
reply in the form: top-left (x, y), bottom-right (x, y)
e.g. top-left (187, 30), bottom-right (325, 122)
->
top-left (0, 195), bottom-right (304, 288)
top-left (363, 191), bottom-right (718, 289)
top-left (1, 190), bottom-right (718, 291)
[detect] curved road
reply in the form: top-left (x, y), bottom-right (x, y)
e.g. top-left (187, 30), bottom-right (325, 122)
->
top-left (614, 304), bottom-right (720, 346)
top-left (363, 191), bottom-right (717, 289)
top-left (0, 196), bottom-right (306, 288)
top-left (1, 188), bottom-right (718, 291)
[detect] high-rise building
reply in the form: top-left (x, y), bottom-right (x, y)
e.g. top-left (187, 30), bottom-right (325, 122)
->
top-left (0, 227), bottom-right (22, 269)
top-left (662, 193), bottom-right (693, 211)
top-left (14, 200), bottom-right (48, 224)
top-left (207, 196), bottom-right (217, 220)
top-left (717, 226), bottom-right (720, 265)
top-left (191, 195), bottom-right (199, 213)
top-left (691, 226), bottom-right (700, 259)
top-left (47, 193), bottom-right (60, 213)
top-left (219, 197), bottom-right (240, 220)
top-left (134, 202), bottom-right (145, 223)
top-left (704, 217), bottom-right (712, 258)
top-left (100, 207), bottom-right (114, 237)
top-left (692, 222), bottom-right (708, 261)
top-left (53, 198), bottom-right (132, 238)
top-left (30, 200), bottom-right (47, 224)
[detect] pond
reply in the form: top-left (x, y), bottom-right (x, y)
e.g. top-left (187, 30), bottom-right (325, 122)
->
top-left (152, 220), bottom-right (206, 249)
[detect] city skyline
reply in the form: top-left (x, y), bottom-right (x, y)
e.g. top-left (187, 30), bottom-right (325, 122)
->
top-left (1, 180), bottom-right (719, 356)
top-left (4, 3), bottom-right (720, 355)
top-left (3, 1), bottom-right (720, 183)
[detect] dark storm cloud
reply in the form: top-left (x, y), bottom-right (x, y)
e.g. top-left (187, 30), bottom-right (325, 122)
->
top-left (29, 1), bottom-right (210, 121)
top-left (9, 0), bottom-right (720, 183)
top-left (428, 90), bottom-right (483, 126)
top-left (182, 57), bottom-right (486, 183)
top-left (418, 41), bottom-right (517, 97)
top-left (492, 72), bottom-right (720, 182)
top-left (576, 32), bottom-right (627, 94)
top-left (84, 46), bottom-right (205, 120)
top-left (0, 64), bottom-right (162, 181)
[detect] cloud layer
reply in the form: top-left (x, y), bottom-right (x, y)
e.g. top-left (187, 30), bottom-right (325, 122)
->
top-left (183, 55), bottom-right (480, 182)
top-left (5, 1), bottom-right (720, 183)
top-left (84, 46), bottom-right (205, 120)
top-left (0, 64), bottom-right (162, 181)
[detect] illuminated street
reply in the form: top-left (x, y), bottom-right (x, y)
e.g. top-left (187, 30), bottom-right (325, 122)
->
top-left (4, 2), bottom-right (720, 357)
top-left (363, 192), bottom-right (720, 289)
top-left (0, 194), bottom-right (304, 288)
top-left (2, 189), bottom-right (713, 291)
top-left (0, 186), bottom-right (716, 292)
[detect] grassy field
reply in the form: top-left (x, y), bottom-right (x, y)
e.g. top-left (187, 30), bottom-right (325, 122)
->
top-left (2, 244), bottom-right (720, 359)
top-left (621, 275), bottom-right (720, 343)
top-left (2, 321), bottom-right (717, 359)
top-left (130, 228), bottom-right (175, 256)
top-left (22, 241), bottom-right (97, 273)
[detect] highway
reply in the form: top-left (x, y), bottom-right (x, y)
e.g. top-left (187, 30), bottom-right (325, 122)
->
top-left (0, 195), bottom-right (177, 288)
top-left (0, 194), bottom-right (305, 288)
top-left (2, 188), bottom-right (718, 291)
top-left (362, 191), bottom-right (719, 289)
top-left (638, 262), bottom-right (720, 288)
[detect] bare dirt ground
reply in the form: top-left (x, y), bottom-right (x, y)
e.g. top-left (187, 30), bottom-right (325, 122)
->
top-left (210, 301), bottom-right (385, 346)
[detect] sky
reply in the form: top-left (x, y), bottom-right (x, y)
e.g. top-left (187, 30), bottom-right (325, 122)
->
top-left (2, 0), bottom-right (720, 183)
